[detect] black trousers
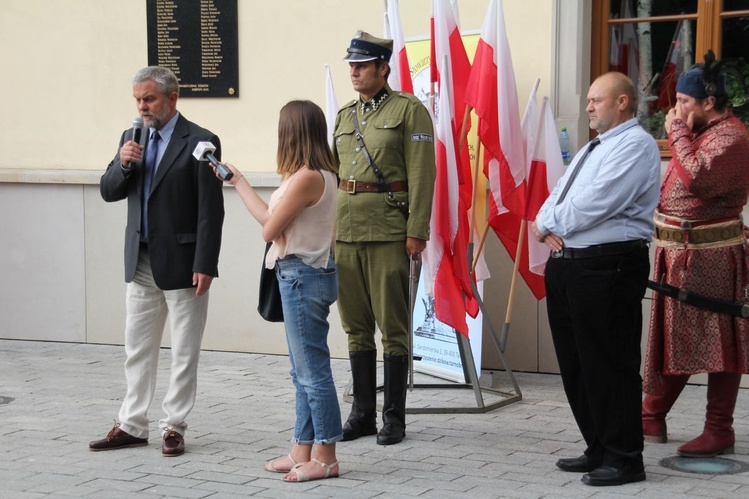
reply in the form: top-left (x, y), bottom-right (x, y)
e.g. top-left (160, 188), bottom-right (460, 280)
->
top-left (545, 246), bottom-right (649, 471)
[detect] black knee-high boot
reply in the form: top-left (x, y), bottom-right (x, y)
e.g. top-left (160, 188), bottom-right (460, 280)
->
top-left (342, 350), bottom-right (378, 441)
top-left (377, 354), bottom-right (408, 445)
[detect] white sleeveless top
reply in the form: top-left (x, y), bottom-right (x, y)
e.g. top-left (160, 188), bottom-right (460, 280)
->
top-left (265, 169), bottom-right (337, 269)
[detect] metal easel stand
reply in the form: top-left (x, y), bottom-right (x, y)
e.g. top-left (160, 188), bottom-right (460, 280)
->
top-left (343, 243), bottom-right (522, 414)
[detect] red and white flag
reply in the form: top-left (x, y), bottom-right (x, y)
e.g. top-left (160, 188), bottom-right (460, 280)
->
top-left (465, 0), bottom-right (525, 218)
top-left (521, 79), bottom-right (540, 185)
top-left (466, 0), bottom-right (549, 299)
top-left (485, 81), bottom-right (546, 300)
top-left (450, 0), bottom-right (461, 27)
top-left (430, 0), bottom-right (471, 131)
top-left (423, 56), bottom-right (476, 338)
top-left (525, 97), bottom-right (565, 277)
top-left (324, 64), bottom-right (339, 148)
top-left (430, 0), bottom-right (473, 211)
top-left (384, 0), bottom-right (413, 94)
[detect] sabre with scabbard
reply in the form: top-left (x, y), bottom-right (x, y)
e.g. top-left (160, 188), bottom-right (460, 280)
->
top-left (408, 254), bottom-right (422, 391)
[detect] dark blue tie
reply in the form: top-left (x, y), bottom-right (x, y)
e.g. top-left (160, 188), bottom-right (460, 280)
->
top-left (142, 130), bottom-right (160, 240)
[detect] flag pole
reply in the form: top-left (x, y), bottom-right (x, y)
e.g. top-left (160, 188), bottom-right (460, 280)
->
top-left (468, 119), bottom-right (480, 237)
top-left (472, 220), bottom-right (490, 272)
top-left (458, 104), bottom-right (472, 153)
top-left (460, 103), bottom-right (477, 235)
top-left (468, 132), bottom-right (487, 272)
top-left (498, 219), bottom-right (526, 351)
top-left (499, 82), bottom-right (544, 351)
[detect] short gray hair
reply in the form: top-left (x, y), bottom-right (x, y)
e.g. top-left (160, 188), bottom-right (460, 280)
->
top-left (133, 66), bottom-right (179, 97)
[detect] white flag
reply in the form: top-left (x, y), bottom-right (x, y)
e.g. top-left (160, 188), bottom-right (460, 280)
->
top-left (324, 64), bottom-right (339, 148)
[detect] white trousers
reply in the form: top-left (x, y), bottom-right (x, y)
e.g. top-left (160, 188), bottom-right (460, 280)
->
top-left (117, 248), bottom-right (209, 439)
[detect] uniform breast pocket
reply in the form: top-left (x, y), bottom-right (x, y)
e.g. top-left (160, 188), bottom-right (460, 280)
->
top-left (334, 124), bottom-right (356, 150)
top-left (368, 119), bottom-right (403, 150)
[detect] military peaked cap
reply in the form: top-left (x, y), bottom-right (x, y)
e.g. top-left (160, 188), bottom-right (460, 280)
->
top-left (343, 30), bottom-right (393, 62)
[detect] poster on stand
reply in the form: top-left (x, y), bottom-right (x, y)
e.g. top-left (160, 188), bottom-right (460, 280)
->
top-left (412, 278), bottom-right (484, 383)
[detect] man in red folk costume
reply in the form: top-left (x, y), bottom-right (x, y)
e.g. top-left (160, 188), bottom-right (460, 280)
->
top-left (643, 51), bottom-right (749, 457)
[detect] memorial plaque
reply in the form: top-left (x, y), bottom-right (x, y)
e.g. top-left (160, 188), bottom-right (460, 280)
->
top-left (147, 0), bottom-right (238, 98)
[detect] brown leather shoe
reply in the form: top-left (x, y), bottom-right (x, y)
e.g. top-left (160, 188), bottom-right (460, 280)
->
top-left (89, 422), bottom-right (147, 451)
top-left (162, 429), bottom-right (185, 456)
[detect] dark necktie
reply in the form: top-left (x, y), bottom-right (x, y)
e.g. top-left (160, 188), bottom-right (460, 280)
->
top-left (556, 137), bottom-right (600, 205)
top-left (142, 130), bottom-right (160, 240)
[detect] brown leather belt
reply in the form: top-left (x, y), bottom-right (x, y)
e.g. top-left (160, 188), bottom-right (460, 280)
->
top-left (655, 223), bottom-right (743, 244)
top-left (339, 179), bottom-right (408, 194)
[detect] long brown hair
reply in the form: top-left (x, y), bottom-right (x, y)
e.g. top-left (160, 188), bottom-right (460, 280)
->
top-left (276, 100), bottom-right (339, 178)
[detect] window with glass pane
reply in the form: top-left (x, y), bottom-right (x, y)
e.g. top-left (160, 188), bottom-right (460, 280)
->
top-left (724, 0), bottom-right (749, 11)
top-left (592, 0), bottom-right (749, 151)
top-left (721, 9), bottom-right (749, 129)
top-left (607, 1), bottom-right (697, 139)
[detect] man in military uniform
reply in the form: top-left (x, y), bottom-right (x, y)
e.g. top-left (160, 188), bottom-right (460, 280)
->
top-left (333, 30), bottom-right (435, 445)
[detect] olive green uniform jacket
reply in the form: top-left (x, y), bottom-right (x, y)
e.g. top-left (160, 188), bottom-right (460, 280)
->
top-left (333, 85), bottom-right (436, 242)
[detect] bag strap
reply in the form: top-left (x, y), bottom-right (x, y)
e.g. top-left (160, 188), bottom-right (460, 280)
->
top-left (349, 107), bottom-right (408, 218)
top-left (350, 108), bottom-right (392, 196)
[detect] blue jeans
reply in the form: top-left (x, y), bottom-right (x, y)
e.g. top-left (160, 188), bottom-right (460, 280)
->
top-left (275, 254), bottom-right (343, 445)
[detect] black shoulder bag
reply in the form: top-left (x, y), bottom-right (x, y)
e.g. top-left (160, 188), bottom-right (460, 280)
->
top-left (257, 241), bottom-right (284, 322)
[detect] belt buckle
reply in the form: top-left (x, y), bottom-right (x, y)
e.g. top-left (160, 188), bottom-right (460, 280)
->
top-left (346, 179), bottom-right (357, 194)
top-left (551, 250), bottom-right (563, 259)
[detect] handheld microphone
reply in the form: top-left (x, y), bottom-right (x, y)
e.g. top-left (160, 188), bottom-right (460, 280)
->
top-left (193, 141), bottom-right (234, 181)
top-left (128, 117), bottom-right (144, 169)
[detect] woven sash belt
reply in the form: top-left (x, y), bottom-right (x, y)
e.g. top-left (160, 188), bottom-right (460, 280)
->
top-left (654, 211), bottom-right (744, 249)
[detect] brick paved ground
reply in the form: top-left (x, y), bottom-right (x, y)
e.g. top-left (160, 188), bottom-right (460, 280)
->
top-left (1, 339), bottom-right (748, 498)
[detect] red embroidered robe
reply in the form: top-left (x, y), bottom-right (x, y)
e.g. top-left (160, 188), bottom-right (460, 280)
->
top-left (644, 112), bottom-right (749, 394)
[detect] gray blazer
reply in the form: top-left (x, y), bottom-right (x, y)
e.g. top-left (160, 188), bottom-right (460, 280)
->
top-left (100, 114), bottom-right (224, 290)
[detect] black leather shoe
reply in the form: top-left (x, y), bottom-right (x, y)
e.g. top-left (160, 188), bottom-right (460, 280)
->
top-left (342, 419), bottom-right (377, 441)
top-left (89, 422), bottom-right (147, 451)
top-left (376, 422), bottom-right (405, 445)
top-left (555, 455), bottom-right (597, 473)
top-left (581, 466), bottom-right (646, 486)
